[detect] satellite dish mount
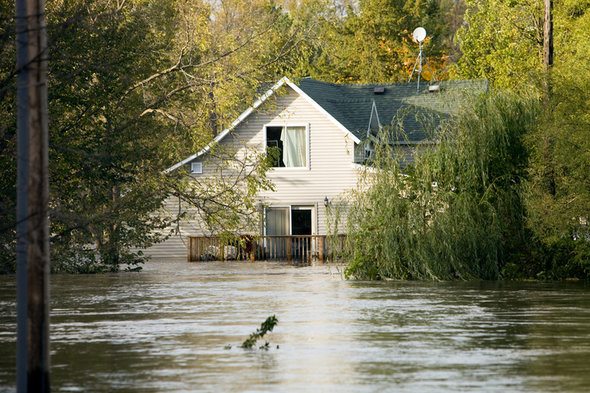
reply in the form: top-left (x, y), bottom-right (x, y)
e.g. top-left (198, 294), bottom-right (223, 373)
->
top-left (408, 27), bottom-right (427, 92)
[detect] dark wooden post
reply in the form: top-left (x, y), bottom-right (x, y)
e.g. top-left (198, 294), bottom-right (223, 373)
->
top-left (318, 236), bottom-right (325, 263)
top-left (187, 237), bottom-right (192, 262)
top-left (16, 0), bottom-right (50, 391)
top-left (286, 237), bottom-right (292, 262)
top-left (250, 238), bottom-right (256, 262)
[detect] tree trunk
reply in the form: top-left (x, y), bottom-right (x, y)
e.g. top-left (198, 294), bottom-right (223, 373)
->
top-left (543, 0), bottom-right (553, 69)
top-left (542, 0), bottom-right (556, 197)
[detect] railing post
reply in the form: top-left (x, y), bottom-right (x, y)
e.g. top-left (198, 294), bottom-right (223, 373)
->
top-left (269, 237), bottom-right (273, 260)
top-left (192, 237), bottom-right (196, 262)
top-left (187, 237), bottom-right (190, 262)
top-left (186, 235), bottom-right (342, 263)
top-left (200, 237), bottom-right (204, 261)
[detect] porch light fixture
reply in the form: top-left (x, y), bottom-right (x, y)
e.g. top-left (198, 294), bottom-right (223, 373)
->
top-left (324, 196), bottom-right (330, 207)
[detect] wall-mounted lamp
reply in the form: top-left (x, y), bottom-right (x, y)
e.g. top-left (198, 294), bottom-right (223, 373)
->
top-left (324, 196), bottom-right (330, 207)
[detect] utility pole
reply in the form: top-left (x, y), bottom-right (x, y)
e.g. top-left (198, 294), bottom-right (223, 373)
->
top-left (16, 0), bottom-right (50, 391)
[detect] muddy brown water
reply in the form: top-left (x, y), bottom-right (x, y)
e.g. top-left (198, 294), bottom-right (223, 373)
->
top-left (1, 260), bottom-right (590, 392)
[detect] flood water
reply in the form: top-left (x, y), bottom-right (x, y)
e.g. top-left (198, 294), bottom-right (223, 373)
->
top-left (1, 260), bottom-right (590, 392)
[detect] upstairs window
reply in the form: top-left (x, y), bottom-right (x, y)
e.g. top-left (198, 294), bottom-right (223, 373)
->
top-left (266, 126), bottom-right (307, 168)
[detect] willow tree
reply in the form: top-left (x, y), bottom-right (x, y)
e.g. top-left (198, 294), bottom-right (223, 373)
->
top-left (344, 93), bottom-right (538, 280)
top-left (454, 0), bottom-right (590, 278)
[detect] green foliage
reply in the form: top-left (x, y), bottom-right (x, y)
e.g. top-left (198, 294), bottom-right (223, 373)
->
top-left (0, 0), bottom-right (17, 273)
top-left (0, 0), bottom-right (319, 273)
top-left (45, 0), bottom-right (195, 272)
top-left (344, 93), bottom-right (539, 280)
top-left (2, 0), bottom-right (587, 278)
top-left (303, 0), bottom-right (457, 83)
top-left (454, 0), bottom-right (543, 92)
top-left (241, 315), bottom-right (279, 350)
top-left (172, 145), bottom-right (276, 235)
top-left (523, 6), bottom-right (590, 278)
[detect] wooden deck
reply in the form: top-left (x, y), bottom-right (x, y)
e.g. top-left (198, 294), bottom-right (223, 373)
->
top-left (187, 235), bottom-right (346, 263)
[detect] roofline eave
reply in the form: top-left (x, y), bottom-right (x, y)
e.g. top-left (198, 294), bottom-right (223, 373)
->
top-left (165, 76), bottom-right (360, 173)
top-left (164, 77), bottom-right (290, 173)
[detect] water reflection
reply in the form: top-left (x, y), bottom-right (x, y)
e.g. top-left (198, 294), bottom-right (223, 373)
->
top-left (1, 261), bottom-right (590, 392)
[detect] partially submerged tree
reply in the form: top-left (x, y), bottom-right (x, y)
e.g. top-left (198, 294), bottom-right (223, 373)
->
top-left (525, 2), bottom-right (590, 277)
top-left (168, 145), bottom-right (276, 237)
top-left (344, 93), bottom-right (538, 280)
top-left (0, 0), bottom-right (17, 273)
top-left (454, 0), bottom-right (590, 278)
top-left (0, 0), bottom-right (320, 273)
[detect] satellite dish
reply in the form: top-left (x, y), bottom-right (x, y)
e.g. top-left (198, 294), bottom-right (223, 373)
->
top-left (412, 27), bottom-right (427, 43)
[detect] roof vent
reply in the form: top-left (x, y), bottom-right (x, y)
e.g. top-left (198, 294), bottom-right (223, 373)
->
top-left (428, 84), bottom-right (441, 93)
top-left (373, 87), bottom-right (385, 95)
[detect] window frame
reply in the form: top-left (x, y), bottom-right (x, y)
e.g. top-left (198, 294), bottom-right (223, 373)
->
top-left (190, 161), bottom-right (203, 174)
top-left (263, 123), bottom-right (310, 170)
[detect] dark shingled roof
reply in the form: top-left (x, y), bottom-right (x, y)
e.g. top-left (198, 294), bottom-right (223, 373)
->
top-left (297, 78), bottom-right (488, 142)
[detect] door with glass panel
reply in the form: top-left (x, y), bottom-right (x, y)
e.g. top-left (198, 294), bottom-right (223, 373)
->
top-left (291, 207), bottom-right (313, 261)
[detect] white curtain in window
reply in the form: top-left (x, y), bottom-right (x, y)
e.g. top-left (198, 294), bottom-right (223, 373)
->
top-left (280, 126), bottom-right (306, 167)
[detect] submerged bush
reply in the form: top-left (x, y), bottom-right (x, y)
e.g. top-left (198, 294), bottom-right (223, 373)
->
top-left (344, 93), bottom-right (539, 280)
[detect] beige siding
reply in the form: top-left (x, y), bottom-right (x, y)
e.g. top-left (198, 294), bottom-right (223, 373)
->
top-left (143, 86), bottom-right (361, 258)
top-left (253, 89), bottom-right (360, 235)
top-left (139, 196), bottom-right (206, 259)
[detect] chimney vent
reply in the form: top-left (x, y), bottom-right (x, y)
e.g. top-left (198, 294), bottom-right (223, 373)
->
top-left (428, 84), bottom-right (441, 93)
top-left (373, 87), bottom-right (385, 94)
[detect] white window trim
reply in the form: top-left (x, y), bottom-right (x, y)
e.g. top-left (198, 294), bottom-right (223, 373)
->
top-left (291, 205), bottom-right (316, 236)
top-left (263, 123), bottom-right (310, 170)
top-left (263, 206), bottom-right (290, 237)
top-left (190, 161), bottom-right (203, 174)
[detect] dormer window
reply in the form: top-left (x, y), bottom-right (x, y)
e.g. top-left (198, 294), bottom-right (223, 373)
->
top-left (266, 125), bottom-right (308, 168)
top-left (364, 140), bottom-right (375, 160)
top-left (191, 161), bottom-right (203, 174)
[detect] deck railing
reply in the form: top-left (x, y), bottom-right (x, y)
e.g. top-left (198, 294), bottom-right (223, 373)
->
top-left (187, 235), bottom-right (346, 263)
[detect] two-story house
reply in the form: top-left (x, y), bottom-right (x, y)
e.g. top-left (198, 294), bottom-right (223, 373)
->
top-left (146, 77), bottom-right (486, 259)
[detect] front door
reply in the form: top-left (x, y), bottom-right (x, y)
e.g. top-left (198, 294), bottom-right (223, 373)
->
top-left (291, 207), bottom-right (312, 235)
top-left (291, 206), bottom-right (313, 260)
